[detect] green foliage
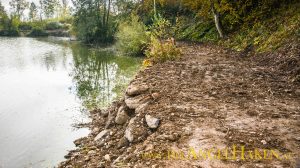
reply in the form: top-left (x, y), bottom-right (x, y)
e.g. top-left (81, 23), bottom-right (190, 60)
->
top-left (58, 16), bottom-right (73, 24)
top-left (0, 16), bottom-right (20, 36)
top-left (116, 14), bottom-right (150, 56)
top-left (0, 29), bottom-right (19, 36)
top-left (144, 15), bottom-right (182, 63)
top-left (223, 3), bottom-right (300, 52)
top-left (149, 15), bottom-right (172, 39)
top-left (174, 17), bottom-right (219, 42)
top-left (45, 21), bottom-right (63, 30)
top-left (137, 0), bottom-right (182, 25)
top-left (27, 27), bottom-right (48, 37)
top-left (18, 22), bottom-right (32, 31)
top-left (257, 8), bottom-right (300, 52)
top-left (145, 36), bottom-right (182, 63)
top-left (72, 0), bottom-right (115, 44)
top-left (0, 1), bottom-right (6, 17)
top-left (0, 2), bottom-right (8, 30)
top-left (29, 20), bottom-right (47, 29)
top-left (42, 0), bottom-right (60, 19)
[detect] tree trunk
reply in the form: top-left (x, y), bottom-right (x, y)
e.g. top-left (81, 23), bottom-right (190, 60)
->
top-left (153, 0), bottom-right (157, 18)
top-left (211, 4), bottom-right (224, 38)
top-left (106, 0), bottom-right (110, 25)
top-left (103, 0), bottom-right (107, 26)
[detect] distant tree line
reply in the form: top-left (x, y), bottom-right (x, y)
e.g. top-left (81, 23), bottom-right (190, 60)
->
top-left (1, 0), bottom-right (299, 45)
top-left (0, 0), bottom-right (72, 36)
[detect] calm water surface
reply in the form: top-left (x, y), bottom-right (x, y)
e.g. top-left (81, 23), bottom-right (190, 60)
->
top-left (0, 37), bottom-right (141, 168)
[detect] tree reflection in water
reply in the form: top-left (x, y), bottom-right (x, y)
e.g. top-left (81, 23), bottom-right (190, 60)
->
top-left (69, 43), bottom-right (141, 109)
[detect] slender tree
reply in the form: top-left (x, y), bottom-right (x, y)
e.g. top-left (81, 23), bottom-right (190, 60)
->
top-left (182, 0), bottom-right (225, 38)
top-left (106, 0), bottom-right (111, 25)
top-left (0, 1), bottom-right (8, 29)
top-left (72, 0), bottom-right (114, 43)
top-left (42, 0), bottom-right (59, 18)
top-left (29, 2), bottom-right (38, 21)
top-left (0, 1), bottom-right (5, 15)
top-left (9, 0), bottom-right (29, 19)
top-left (209, 0), bottom-right (224, 38)
top-left (39, 0), bottom-right (44, 20)
top-left (61, 0), bottom-right (69, 18)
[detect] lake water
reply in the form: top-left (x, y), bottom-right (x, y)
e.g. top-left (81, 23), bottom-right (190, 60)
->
top-left (0, 37), bottom-right (141, 168)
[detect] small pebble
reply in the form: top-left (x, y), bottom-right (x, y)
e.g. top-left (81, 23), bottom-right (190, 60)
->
top-left (104, 154), bottom-right (111, 161)
top-left (261, 140), bottom-right (267, 145)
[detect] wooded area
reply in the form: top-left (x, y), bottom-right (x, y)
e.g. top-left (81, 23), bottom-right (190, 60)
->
top-left (0, 0), bottom-right (299, 51)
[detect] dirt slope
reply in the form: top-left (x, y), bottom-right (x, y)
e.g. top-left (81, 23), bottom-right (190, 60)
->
top-left (59, 43), bottom-right (300, 168)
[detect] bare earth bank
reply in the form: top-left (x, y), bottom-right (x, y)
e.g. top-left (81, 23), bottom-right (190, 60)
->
top-left (59, 43), bottom-right (300, 168)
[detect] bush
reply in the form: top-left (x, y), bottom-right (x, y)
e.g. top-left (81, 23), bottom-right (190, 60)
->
top-left (0, 29), bottom-right (19, 36)
top-left (59, 17), bottom-right (73, 24)
top-left (149, 16), bottom-right (173, 39)
top-left (18, 23), bottom-right (32, 31)
top-left (145, 36), bottom-right (182, 63)
top-left (144, 16), bottom-right (182, 64)
top-left (45, 22), bottom-right (63, 30)
top-left (0, 17), bottom-right (20, 36)
top-left (27, 28), bottom-right (48, 37)
top-left (62, 23), bottom-right (71, 30)
top-left (116, 14), bottom-right (150, 56)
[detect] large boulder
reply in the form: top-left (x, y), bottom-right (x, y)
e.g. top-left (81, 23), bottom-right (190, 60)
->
top-left (135, 102), bottom-right (149, 113)
top-left (125, 118), bottom-right (135, 142)
top-left (124, 117), bottom-right (148, 143)
top-left (126, 84), bottom-right (149, 96)
top-left (115, 106), bottom-right (130, 125)
top-left (125, 95), bottom-right (151, 110)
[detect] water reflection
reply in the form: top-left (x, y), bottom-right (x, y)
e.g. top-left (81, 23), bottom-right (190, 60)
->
top-left (70, 43), bottom-right (141, 109)
top-left (0, 37), bottom-right (141, 168)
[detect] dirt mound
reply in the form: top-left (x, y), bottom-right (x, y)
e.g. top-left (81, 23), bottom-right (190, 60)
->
top-left (59, 43), bottom-right (300, 168)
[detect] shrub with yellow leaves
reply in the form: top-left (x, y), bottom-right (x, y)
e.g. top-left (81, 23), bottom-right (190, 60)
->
top-left (145, 36), bottom-right (182, 63)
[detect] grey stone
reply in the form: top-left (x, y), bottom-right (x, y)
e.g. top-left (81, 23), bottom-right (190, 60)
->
top-left (125, 127), bottom-right (134, 143)
top-left (125, 118), bottom-right (135, 142)
top-left (117, 137), bottom-right (129, 149)
top-left (104, 154), bottom-right (111, 161)
top-left (261, 140), bottom-right (267, 145)
top-left (151, 92), bottom-right (160, 100)
top-left (124, 117), bottom-right (148, 143)
top-left (135, 102), bottom-right (149, 113)
top-left (126, 84), bottom-right (149, 96)
top-left (125, 95), bottom-right (151, 109)
top-left (145, 115), bottom-right (160, 129)
top-left (105, 111), bottom-right (115, 129)
top-left (115, 106), bottom-right (130, 125)
top-left (94, 129), bottom-right (109, 141)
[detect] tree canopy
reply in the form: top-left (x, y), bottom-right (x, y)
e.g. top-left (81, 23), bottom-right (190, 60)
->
top-left (9, 0), bottom-right (29, 19)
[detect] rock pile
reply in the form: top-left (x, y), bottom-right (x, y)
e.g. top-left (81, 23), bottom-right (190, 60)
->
top-left (111, 83), bottom-right (160, 144)
top-left (59, 83), bottom-right (162, 167)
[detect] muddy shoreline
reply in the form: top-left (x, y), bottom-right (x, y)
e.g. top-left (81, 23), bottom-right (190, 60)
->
top-left (59, 43), bottom-right (300, 168)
